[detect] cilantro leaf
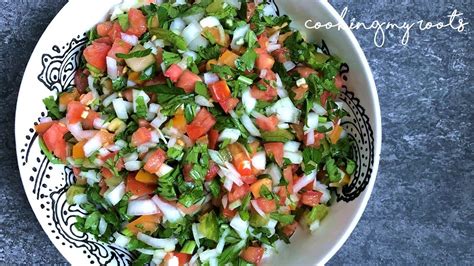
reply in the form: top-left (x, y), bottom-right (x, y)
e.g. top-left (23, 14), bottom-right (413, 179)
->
top-left (42, 96), bottom-right (62, 119)
top-left (150, 28), bottom-right (187, 51)
top-left (116, 49), bottom-right (152, 59)
top-left (135, 96), bottom-right (148, 118)
top-left (235, 49), bottom-right (257, 72)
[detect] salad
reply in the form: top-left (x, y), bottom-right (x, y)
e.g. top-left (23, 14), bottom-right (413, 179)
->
top-left (35, 0), bottom-right (356, 265)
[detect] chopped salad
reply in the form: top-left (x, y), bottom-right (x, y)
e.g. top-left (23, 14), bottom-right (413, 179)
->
top-left (36, 0), bottom-right (356, 265)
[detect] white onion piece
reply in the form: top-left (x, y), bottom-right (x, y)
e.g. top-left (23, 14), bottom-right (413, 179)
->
top-left (188, 35), bottom-right (209, 51)
top-left (148, 103), bottom-right (160, 113)
top-left (182, 11), bottom-right (204, 24)
top-left (230, 214), bottom-right (249, 239)
top-left (305, 112), bottom-right (319, 132)
top-left (267, 43), bottom-right (281, 53)
top-left (127, 79), bottom-right (137, 87)
top-left (133, 89), bottom-right (150, 113)
top-left (98, 148), bottom-right (110, 158)
top-left (223, 175), bottom-right (233, 191)
top-left (268, 31), bottom-right (280, 44)
top-left (224, 0), bottom-right (242, 9)
top-left (137, 249), bottom-right (155, 255)
top-left (183, 50), bottom-right (198, 61)
top-left (182, 21), bottom-right (202, 44)
top-left (283, 151), bottom-right (303, 164)
top-left (156, 163), bottom-right (173, 177)
top-left (231, 24), bottom-right (249, 50)
top-left (266, 97), bottom-right (301, 123)
top-left (39, 117), bottom-right (53, 123)
top-left (152, 249), bottom-right (167, 266)
top-left (124, 160), bottom-right (141, 171)
top-left (150, 130), bottom-right (160, 143)
top-left (284, 141), bottom-right (300, 152)
top-left (199, 16), bottom-right (221, 28)
top-left (293, 170), bottom-right (317, 193)
top-left (309, 220), bottom-right (320, 231)
top-left (112, 98), bottom-right (129, 119)
top-left (98, 217), bottom-right (107, 236)
top-left (306, 130), bottom-right (315, 145)
top-left (203, 72), bottom-right (219, 85)
top-left (93, 118), bottom-right (107, 129)
top-left (251, 200), bottom-right (266, 217)
top-left (106, 56), bottom-right (118, 80)
top-left (123, 152), bottom-right (138, 162)
top-left (121, 32), bottom-right (138, 46)
top-left (312, 103), bottom-right (327, 115)
top-left (259, 69), bottom-right (268, 79)
top-left (113, 232), bottom-right (130, 247)
top-left (72, 194), bottom-right (88, 205)
top-left (143, 41), bottom-right (158, 55)
top-left (67, 123), bottom-right (97, 141)
top-left (222, 162), bottom-right (243, 186)
top-left (242, 88), bottom-right (256, 113)
top-left (87, 76), bottom-right (100, 99)
top-left (218, 128), bottom-right (241, 144)
top-left (283, 61), bottom-right (296, 71)
top-left (150, 113), bottom-right (168, 129)
top-left (240, 114), bottom-right (261, 137)
top-left (266, 163), bottom-right (282, 185)
top-left (199, 249), bottom-right (219, 262)
top-left (314, 180), bottom-right (331, 204)
top-left (83, 134), bottom-right (103, 157)
top-left (127, 199), bottom-right (160, 216)
top-left (105, 182), bottom-right (126, 206)
top-left (195, 95), bottom-right (214, 107)
top-left (192, 223), bottom-right (203, 247)
top-left (137, 233), bottom-right (178, 251)
top-left (208, 150), bottom-right (226, 166)
top-left (170, 18), bottom-right (186, 35)
top-left (251, 151), bottom-right (266, 170)
top-left (103, 93), bottom-right (118, 107)
top-left (209, 257), bottom-right (218, 266)
top-left (221, 194), bottom-right (228, 208)
top-left (152, 195), bottom-right (183, 223)
top-left (275, 73), bottom-right (283, 89)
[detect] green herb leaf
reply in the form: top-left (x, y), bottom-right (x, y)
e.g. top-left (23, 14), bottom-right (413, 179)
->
top-left (235, 49), bottom-right (257, 72)
top-left (116, 49), bottom-right (152, 59)
top-left (113, 76), bottom-right (127, 92)
top-left (42, 96), bottom-right (62, 119)
top-left (270, 213), bottom-right (295, 225)
top-left (135, 95), bottom-right (148, 118)
top-left (150, 28), bottom-right (187, 50)
top-left (198, 211), bottom-right (219, 242)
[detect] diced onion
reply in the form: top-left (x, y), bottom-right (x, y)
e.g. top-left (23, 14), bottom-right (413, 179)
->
top-left (133, 89), bottom-right (150, 113)
top-left (106, 56), bottom-right (118, 80)
top-left (156, 163), bottom-right (173, 177)
top-left (305, 112), bottom-right (319, 132)
top-left (121, 32), bottom-right (138, 46)
top-left (229, 199), bottom-right (241, 210)
top-left (251, 200), bottom-right (266, 217)
top-left (314, 180), bottom-right (331, 204)
top-left (312, 103), bottom-right (327, 115)
top-left (215, 228), bottom-right (229, 253)
top-left (306, 130), bottom-right (315, 145)
top-left (203, 72), bottom-right (219, 85)
top-left (218, 128), bottom-right (241, 144)
top-left (183, 11), bottom-right (204, 24)
top-left (266, 97), bottom-right (301, 123)
top-left (224, 0), bottom-right (241, 9)
top-left (124, 160), bottom-right (141, 171)
top-left (183, 50), bottom-right (198, 61)
top-left (230, 214), bottom-right (249, 239)
top-left (293, 170), bottom-right (317, 193)
top-left (199, 249), bottom-right (219, 262)
top-left (127, 199), bottom-right (160, 216)
top-left (188, 36), bottom-right (209, 51)
top-left (137, 249), bottom-right (155, 255)
top-left (267, 43), bottom-right (281, 53)
top-left (221, 194), bottom-right (228, 208)
top-left (104, 182), bottom-right (126, 206)
top-left (268, 31), bottom-right (280, 44)
top-left (150, 113), bottom-right (168, 129)
top-left (283, 151), bottom-right (303, 164)
top-left (113, 232), bottom-right (130, 247)
top-left (137, 232), bottom-right (177, 251)
top-left (99, 217), bottom-right (107, 235)
top-left (72, 194), bottom-right (88, 205)
top-left (200, 16), bottom-right (221, 28)
top-left (170, 18), bottom-right (186, 35)
top-left (152, 195), bottom-right (183, 223)
top-left (309, 220), bottom-right (320, 231)
top-left (283, 61), bottom-right (296, 71)
top-left (242, 88), bottom-right (256, 114)
top-left (284, 141), bottom-right (300, 152)
top-left (208, 150), bottom-right (226, 166)
top-left (221, 162), bottom-right (243, 186)
top-left (67, 123), bottom-right (97, 141)
top-left (240, 114), bottom-right (260, 137)
top-left (182, 21), bottom-right (202, 44)
top-left (195, 95), bottom-right (214, 107)
top-left (266, 163), bottom-right (281, 185)
top-left (251, 151), bottom-right (266, 170)
top-left (231, 24), bottom-right (249, 50)
top-left (83, 134), bottom-right (103, 157)
top-left (112, 98), bottom-right (129, 119)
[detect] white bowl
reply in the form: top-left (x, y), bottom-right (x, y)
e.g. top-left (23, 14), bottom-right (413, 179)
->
top-left (15, 0), bottom-right (381, 265)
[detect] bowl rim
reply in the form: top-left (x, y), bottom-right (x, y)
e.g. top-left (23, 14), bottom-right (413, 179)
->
top-left (14, 0), bottom-right (382, 264)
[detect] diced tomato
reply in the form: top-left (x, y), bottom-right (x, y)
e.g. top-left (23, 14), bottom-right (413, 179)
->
top-left (320, 91), bottom-right (331, 107)
top-left (277, 186), bottom-right (288, 205)
top-left (294, 175), bottom-right (314, 192)
top-left (143, 148), bottom-right (167, 173)
top-left (126, 8), bottom-right (147, 37)
top-left (219, 97), bottom-right (239, 113)
top-left (255, 115), bottom-right (279, 131)
top-left (183, 163), bottom-right (193, 182)
top-left (176, 70), bottom-right (202, 94)
top-left (209, 80), bottom-right (231, 102)
top-left (264, 142), bottom-right (284, 166)
top-left (100, 150), bottom-right (117, 162)
top-left (177, 202), bottom-right (202, 215)
top-left (282, 222), bottom-right (298, 237)
top-left (83, 42), bottom-right (111, 72)
top-left (250, 84), bottom-right (277, 101)
top-left (66, 101), bottom-right (85, 124)
top-left (186, 108), bottom-right (216, 141)
top-left (126, 173), bottom-right (157, 196)
top-left (256, 198), bottom-right (276, 213)
top-left (172, 252), bottom-right (191, 266)
top-left (295, 66), bottom-right (317, 78)
top-left (100, 167), bottom-right (114, 179)
top-left (205, 161), bottom-right (220, 181)
top-left (228, 143), bottom-right (252, 176)
top-left (228, 184), bottom-right (250, 202)
top-left (257, 34), bottom-right (269, 50)
top-left (82, 110), bottom-right (99, 130)
top-left (250, 178), bottom-right (272, 198)
top-left (164, 64), bottom-right (183, 82)
top-left (334, 74), bottom-right (343, 89)
top-left (292, 85), bottom-right (309, 101)
top-left (301, 190), bottom-right (323, 207)
top-left (98, 131), bottom-right (115, 145)
top-left (97, 21), bottom-right (113, 37)
top-left (126, 214), bottom-right (161, 235)
top-left (246, 2), bottom-right (256, 22)
top-left (240, 246), bottom-right (264, 265)
top-left (222, 206), bottom-right (237, 219)
top-left (35, 121), bottom-right (55, 135)
top-left (79, 91), bottom-right (94, 106)
top-left (304, 131), bottom-right (325, 147)
top-left (74, 69), bottom-right (89, 94)
top-left (131, 127), bottom-right (152, 147)
top-left (241, 175), bottom-right (257, 185)
top-left (207, 129), bottom-right (219, 150)
top-left (93, 36), bottom-right (113, 45)
top-left (59, 89), bottom-right (80, 111)
top-left (271, 48), bottom-right (289, 63)
top-left (283, 167), bottom-right (294, 194)
top-left (107, 22), bottom-right (123, 42)
top-left (107, 39), bottom-right (132, 62)
top-left (121, 88), bottom-right (134, 102)
top-left (42, 123), bottom-right (69, 161)
top-left (255, 53), bottom-right (275, 71)
top-left (116, 158), bottom-right (125, 171)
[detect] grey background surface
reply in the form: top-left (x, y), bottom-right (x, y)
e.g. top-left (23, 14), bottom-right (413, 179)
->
top-left (0, 0), bottom-right (472, 264)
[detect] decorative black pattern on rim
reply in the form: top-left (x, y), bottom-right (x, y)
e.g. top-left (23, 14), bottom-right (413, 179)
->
top-left (20, 2), bottom-right (375, 263)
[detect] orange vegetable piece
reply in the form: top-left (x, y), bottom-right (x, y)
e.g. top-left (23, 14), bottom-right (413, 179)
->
top-left (250, 178), bottom-right (273, 198)
top-left (72, 140), bottom-right (86, 159)
top-left (135, 169), bottom-right (157, 184)
top-left (218, 50), bottom-right (239, 68)
top-left (329, 124), bottom-right (343, 144)
top-left (126, 214), bottom-right (162, 235)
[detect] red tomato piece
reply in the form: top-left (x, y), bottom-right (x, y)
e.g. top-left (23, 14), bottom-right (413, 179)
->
top-left (82, 110), bottom-right (100, 130)
top-left (256, 198), bottom-right (276, 213)
top-left (228, 184), bottom-right (250, 202)
top-left (240, 246), bottom-right (264, 265)
top-left (100, 167), bottom-right (114, 179)
top-left (205, 161), bottom-right (220, 181)
top-left (207, 129), bottom-right (219, 150)
top-left (222, 206), bottom-right (237, 219)
top-left (176, 70), bottom-right (202, 94)
top-left (186, 108), bottom-right (216, 141)
top-left (228, 143), bottom-right (253, 176)
top-left (271, 48), bottom-right (289, 63)
top-left (282, 222), bottom-right (298, 237)
top-left (246, 2), bottom-right (256, 22)
top-left (295, 66), bottom-right (318, 78)
top-left (144, 148), bottom-right (167, 173)
top-left (35, 121), bottom-right (55, 135)
top-left (131, 127), bottom-right (152, 147)
top-left (219, 97), bottom-right (239, 113)
top-left (255, 53), bottom-right (275, 71)
top-left (183, 163), bottom-right (193, 182)
top-left (304, 131), bottom-right (325, 147)
top-left (107, 39), bottom-right (132, 62)
top-left (172, 252), bottom-right (191, 266)
top-left (241, 175), bottom-right (257, 185)
top-left (83, 42), bottom-right (111, 72)
top-left (94, 37), bottom-right (113, 45)
top-left (283, 167), bottom-right (294, 194)
top-left (97, 21), bottom-right (113, 37)
top-left (255, 115), bottom-right (279, 131)
top-left (209, 80), bottom-right (231, 102)
top-left (126, 8), bottom-right (147, 37)
top-left (301, 190), bottom-right (323, 207)
top-left (66, 101), bottom-right (85, 124)
top-left (108, 22), bottom-right (123, 42)
top-left (320, 91), bottom-right (331, 107)
top-left (42, 123), bottom-right (69, 161)
top-left (250, 84), bottom-right (277, 101)
top-left (334, 74), bottom-right (343, 89)
top-left (126, 173), bottom-right (157, 197)
top-left (164, 64), bottom-right (183, 82)
top-left (264, 142), bottom-right (284, 167)
top-left (257, 34), bottom-right (269, 50)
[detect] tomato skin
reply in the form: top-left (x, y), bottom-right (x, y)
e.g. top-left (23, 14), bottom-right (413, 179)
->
top-left (35, 121), bottom-right (55, 135)
top-left (241, 175), bottom-right (257, 185)
top-left (205, 161), bottom-right (220, 181)
top-left (264, 142), bottom-right (284, 167)
top-left (250, 84), bottom-right (277, 101)
top-left (131, 127), bottom-right (152, 147)
top-left (256, 198), bottom-right (277, 213)
top-left (255, 115), bottom-right (279, 132)
top-left (108, 22), bottom-right (123, 41)
top-left (240, 246), bottom-right (264, 265)
top-left (304, 131), bottom-right (325, 147)
top-left (228, 184), bottom-right (250, 202)
top-left (320, 91), bottom-right (331, 107)
top-left (222, 206), bottom-right (237, 219)
top-left (282, 221), bottom-right (298, 237)
top-left (164, 64), bottom-right (183, 82)
top-left (66, 101), bottom-right (85, 124)
top-left (42, 123), bottom-right (69, 161)
top-left (176, 70), bottom-right (202, 94)
top-left (186, 108), bottom-right (216, 141)
top-left (283, 166), bottom-right (294, 194)
top-left (256, 53), bottom-right (275, 71)
top-left (173, 252), bottom-right (191, 266)
top-left (207, 129), bottom-right (219, 150)
top-left (126, 173), bottom-right (157, 196)
top-left (219, 97), bottom-right (239, 113)
top-left (295, 66), bottom-right (317, 78)
top-left (228, 143), bottom-right (252, 176)
top-left (301, 190), bottom-right (323, 207)
top-left (126, 8), bottom-right (147, 37)
top-left (107, 39), bottom-right (132, 62)
top-left (82, 110), bottom-right (99, 130)
top-left (97, 22), bottom-right (113, 36)
top-left (83, 42), bottom-right (111, 72)
top-left (209, 80), bottom-right (231, 102)
top-left (144, 148), bottom-right (167, 173)
top-left (257, 34), bottom-right (269, 50)
top-left (292, 85), bottom-right (309, 101)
